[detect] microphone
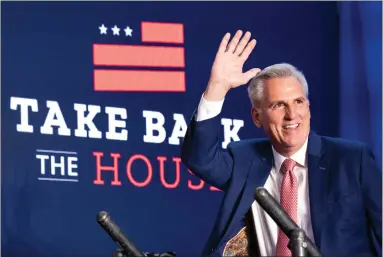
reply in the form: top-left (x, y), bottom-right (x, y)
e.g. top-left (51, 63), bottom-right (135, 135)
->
top-left (254, 187), bottom-right (322, 257)
top-left (97, 211), bottom-right (144, 257)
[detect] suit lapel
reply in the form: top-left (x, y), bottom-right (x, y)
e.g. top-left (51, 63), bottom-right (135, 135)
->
top-left (307, 132), bottom-right (329, 249)
top-left (239, 141), bottom-right (273, 256)
top-left (218, 141), bottom-right (272, 256)
top-left (245, 140), bottom-right (273, 197)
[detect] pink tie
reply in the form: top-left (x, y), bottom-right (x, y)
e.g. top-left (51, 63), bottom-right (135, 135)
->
top-left (275, 158), bottom-right (298, 256)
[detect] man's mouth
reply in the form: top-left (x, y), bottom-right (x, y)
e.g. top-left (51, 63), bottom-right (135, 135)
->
top-left (282, 124), bottom-right (299, 129)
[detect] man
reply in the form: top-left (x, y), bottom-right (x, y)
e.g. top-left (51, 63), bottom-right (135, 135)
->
top-left (181, 30), bottom-right (382, 256)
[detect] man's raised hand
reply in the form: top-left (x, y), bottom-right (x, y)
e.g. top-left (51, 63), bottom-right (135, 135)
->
top-left (204, 30), bottom-right (261, 101)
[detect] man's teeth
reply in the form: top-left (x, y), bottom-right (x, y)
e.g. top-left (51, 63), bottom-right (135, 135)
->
top-left (283, 124), bottom-right (299, 129)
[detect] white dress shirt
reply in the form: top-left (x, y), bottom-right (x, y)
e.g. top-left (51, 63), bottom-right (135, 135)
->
top-left (196, 95), bottom-right (315, 256)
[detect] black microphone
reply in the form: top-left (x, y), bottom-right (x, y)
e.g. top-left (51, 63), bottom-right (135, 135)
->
top-left (254, 187), bottom-right (322, 257)
top-left (97, 211), bottom-right (144, 257)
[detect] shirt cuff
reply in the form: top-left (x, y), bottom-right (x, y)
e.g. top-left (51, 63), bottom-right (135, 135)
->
top-left (195, 94), bottom-right (224, 122)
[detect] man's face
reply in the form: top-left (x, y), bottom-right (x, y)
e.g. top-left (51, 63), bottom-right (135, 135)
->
top-left (251, 76), bottom-right (311, 156)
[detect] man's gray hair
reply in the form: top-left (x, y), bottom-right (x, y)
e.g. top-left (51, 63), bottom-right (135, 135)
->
top-left (247, 63), bottom-right (309, 107)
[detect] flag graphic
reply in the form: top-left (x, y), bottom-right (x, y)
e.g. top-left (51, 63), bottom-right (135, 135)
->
top-left (93, 21), bottom-right (186, 92)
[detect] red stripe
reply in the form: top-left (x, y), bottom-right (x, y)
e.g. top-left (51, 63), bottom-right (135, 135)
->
top-left (93, 44), bottom-right (185, 68)
top-left (141, 22), bottom-right (184, 44)
top-left (93, 69), bottom-right (186, 92)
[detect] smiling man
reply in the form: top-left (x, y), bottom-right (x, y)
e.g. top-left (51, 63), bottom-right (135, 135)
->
top-left (250, 74), bottom-right (311, 157)
top-left (181, 30), bottom-right (382, 256)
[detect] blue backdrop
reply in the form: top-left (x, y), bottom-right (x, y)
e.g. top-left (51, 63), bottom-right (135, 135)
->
top-left (339, 1), bottom-right (382, 170)
top-left (2, 1), bottom-right (381, 257)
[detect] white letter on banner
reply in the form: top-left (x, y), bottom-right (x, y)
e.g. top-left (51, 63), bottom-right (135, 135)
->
top-left (10, 96), bottom-right (38, 133)
top-left (36, 154), bottom-right (49, 175)
top-left (74, 103), bottom-right (102, 139)
top-left (105, 106), bottom-right (128, 141)
top-left (67, 156), bottom-right (78, 177)
top-left (40, 101), bottom-right (71, 136)
top-left (50, 155), bottom-right (65, 176)
top-left (168, 113), bottom-right (187, 145)
top-left (143, 110), bottom-right (166, 143)
top-left (221, 118), bottom-right (244, 149)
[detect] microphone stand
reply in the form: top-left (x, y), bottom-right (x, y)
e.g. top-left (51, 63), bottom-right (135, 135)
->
top-left (288, 228), bottom-right (308, 257)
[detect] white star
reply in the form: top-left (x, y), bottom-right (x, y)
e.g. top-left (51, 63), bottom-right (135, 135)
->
top-left (99, 24), bottom-right (107, 35)
top-left (111, 25), bottom-right (120, 36)
top-left (124, 26), bottom-right (133, 37)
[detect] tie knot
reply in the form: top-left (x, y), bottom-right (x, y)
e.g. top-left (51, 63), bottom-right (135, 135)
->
top-left (281, 158), bottom-right (296, 174)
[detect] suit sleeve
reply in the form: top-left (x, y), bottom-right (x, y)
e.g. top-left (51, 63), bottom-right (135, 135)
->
top-left (360, 145), bottom-right (382, 246)
top-left (181, 109), bottom-right (234, 192)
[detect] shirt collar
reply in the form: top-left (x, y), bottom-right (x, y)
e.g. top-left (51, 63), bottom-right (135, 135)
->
top-left (271, 137), bottom-right (308, 174)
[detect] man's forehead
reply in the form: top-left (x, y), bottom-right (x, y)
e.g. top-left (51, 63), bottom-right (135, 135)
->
top-left (264, 85), bottom-right (305, 99)
top-left (261, 79), bottom-right (306, 103)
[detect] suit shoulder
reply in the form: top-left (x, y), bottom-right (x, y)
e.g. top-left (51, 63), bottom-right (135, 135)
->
top-left (321, 135), bottom-right (368, 153)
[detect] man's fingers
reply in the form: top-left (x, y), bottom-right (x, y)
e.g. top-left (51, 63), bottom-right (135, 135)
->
top-left (232, 68), bottom-right (261, 88)
top-left (217, 33), bottom-right (231, 54)
top-left (243, 68), bottom-right (261, 83)
top-left (226, 30), bottom-right (243, 53)
top-left (240, 39), bottom-right (257, 60)
top-left (234, 31), bottom-right (251, 55)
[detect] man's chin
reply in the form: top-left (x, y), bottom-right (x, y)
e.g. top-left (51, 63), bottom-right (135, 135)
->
top-left (282, 138), bottom-right (306, 149)
top-left (279, 138), bottom-right (300, 148)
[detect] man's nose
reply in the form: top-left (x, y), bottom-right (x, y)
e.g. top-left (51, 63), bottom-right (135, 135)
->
top-left (284, 105), bottom-right (297, 120)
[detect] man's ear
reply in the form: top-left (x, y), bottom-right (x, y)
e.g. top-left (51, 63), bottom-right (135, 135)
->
top-left (251, 107), bottom-right (262, 128)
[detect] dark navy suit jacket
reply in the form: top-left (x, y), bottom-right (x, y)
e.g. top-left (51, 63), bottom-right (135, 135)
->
top-left (181, 113), bottom-right (382, 256)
